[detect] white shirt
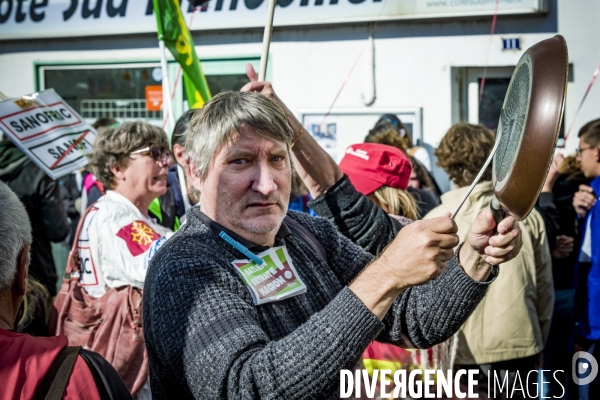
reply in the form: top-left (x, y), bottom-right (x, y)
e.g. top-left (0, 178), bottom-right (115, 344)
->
top-left (411, 147), bottom-right (432, 172)
top-left (78, 191), bottom-right (173, 298)
top-left (580, 217), bottom-right (592, 263)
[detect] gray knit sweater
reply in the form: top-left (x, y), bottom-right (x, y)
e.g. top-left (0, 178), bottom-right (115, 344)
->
top-left (143, 177), bottom-right (497, 399)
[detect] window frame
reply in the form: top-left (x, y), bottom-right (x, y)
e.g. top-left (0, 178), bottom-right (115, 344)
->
top-left (35, 56), bottom-right (266, 128)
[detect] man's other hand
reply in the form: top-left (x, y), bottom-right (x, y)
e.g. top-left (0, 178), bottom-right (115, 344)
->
top-left (552, 235), bottom-right (575, 259)
top-left (460, 209), bottom-right (522, 281)
top-left (241, 63), bottom-right (278, 101)
top-left (573, 184), bottom-right (596, 218)
top-left (241, 63), bottom-right (295, 124)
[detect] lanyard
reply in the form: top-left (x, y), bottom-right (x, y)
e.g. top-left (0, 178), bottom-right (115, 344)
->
top-left (219, 231), bottom-right (266, 266)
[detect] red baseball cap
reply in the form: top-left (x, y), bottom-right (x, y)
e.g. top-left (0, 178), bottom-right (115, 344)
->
top-left (339, 143), bottom-right (412, 195)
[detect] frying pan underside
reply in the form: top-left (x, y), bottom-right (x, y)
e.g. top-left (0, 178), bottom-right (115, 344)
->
top-left (492, 35), bottom-right (568, 221)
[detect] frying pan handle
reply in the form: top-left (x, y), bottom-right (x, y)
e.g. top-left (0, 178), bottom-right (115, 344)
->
top-left (490, 196), bottom-right (505, 228)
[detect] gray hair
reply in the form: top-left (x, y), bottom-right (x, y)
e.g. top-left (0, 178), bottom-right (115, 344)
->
top-left (0, 181), bottom-right (32, 292)
top-left (185, 91), bottom-right (294, 179)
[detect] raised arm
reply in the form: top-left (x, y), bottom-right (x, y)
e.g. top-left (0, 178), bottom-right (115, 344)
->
top-left (240, 67), bottom-right (401, 254)
top-left (309, 175), bottom-right (402, 255)
top-left (293, 210), bottom-right (507, 349)
top-left (241, 64), bottom-right (342, 199)
top-left (348, 209), bottom-right (522, 326)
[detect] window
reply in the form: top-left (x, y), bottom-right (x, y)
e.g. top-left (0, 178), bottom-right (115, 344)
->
top-left (41, 63), bottom-right (163, 122)
top-left (452, 66), bottom-right (516, 133)
top-left (38, 57), bottom-right (262, 124)
top-left (478, 77), bottom-right (511, 132)
top-left (453, 65), bottom-right (569, 140)
top-left (183, 57), bottom-right (262, 110)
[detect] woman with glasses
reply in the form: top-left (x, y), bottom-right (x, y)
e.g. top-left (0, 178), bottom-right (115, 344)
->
top-left (78, 121), bottom-right (173, 399)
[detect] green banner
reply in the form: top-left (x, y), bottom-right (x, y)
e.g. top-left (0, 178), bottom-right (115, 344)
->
top-left (152, 0), bottom-right (211, 109)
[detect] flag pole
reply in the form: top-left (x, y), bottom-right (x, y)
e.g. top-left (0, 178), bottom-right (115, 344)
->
top-left (159, 40), bottom-right (176, 132)
top-left (0, 91), bottom-right (8, 139)
top-left (259, 0), bottom-right (277, 81)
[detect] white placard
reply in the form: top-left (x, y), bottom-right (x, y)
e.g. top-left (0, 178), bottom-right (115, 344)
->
top-left (300, 108), bottom-right (422, 163)
top-left (0, 0), bottom-right (546, 40)
top-left (302, 115), bottom-right (339, 161)
top-left (0, 89), bottom-right (97, 180)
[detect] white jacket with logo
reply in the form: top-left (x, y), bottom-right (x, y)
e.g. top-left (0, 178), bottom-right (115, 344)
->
top-left (78, 190), bottom-right (173, 298)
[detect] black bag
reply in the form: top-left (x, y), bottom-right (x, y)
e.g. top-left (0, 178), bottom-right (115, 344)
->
top-left (33, 345), bottom-right (133, 400)
top-left (284, 216), bottom-right (329, 267)
top-left (33, 346), bottom-right (80, 400)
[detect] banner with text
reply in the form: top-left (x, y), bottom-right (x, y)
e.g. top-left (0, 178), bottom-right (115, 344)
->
top-left (0, 0), bottom-right (546, 40)
top-left (0, 89), bottom-right (96, 180)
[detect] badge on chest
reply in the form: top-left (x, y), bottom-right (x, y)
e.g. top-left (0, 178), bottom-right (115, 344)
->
top-left (231, 246), bottom-right (306, 305)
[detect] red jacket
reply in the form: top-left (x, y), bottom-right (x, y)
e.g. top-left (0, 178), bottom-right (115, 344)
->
top-left (0, 328), bottom-right (101, 400)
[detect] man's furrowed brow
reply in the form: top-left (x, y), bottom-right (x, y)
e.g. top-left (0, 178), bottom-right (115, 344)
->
top-left (227, 145), bottom-right (288, 159)
top-left (271, 146), bottom-right (289, 157)
top-left (226, 148), bottom-right (257, 159)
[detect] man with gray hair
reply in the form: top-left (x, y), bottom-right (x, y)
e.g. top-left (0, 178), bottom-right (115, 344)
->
top-left (143, 87), bottom-right (523, 399)
top-left (0, 135), bottom-right (69, 298)
top-left (0, 181), bottom-right (132, 399)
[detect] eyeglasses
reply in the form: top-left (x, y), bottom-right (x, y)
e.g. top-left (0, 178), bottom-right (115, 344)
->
top-left (576, 146), bottom-right (594, 155)
top-left (130, 144), bottom-right (170, 163)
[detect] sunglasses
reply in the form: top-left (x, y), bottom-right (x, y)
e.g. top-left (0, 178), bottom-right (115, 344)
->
top-left (130, 144), bottom-right (170, 163)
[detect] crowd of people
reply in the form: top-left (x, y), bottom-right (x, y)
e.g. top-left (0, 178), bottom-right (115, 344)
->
top-left (0, 63), bottom-right (598, 400)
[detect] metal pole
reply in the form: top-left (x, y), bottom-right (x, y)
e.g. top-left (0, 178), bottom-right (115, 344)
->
top-left (259, 0), bottom-right (277, 82)
top-left (159, 40), bottom-right (176, 132)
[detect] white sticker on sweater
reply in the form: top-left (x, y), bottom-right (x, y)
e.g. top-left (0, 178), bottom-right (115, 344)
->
top-left (231, 246), bottom-right (307, 305)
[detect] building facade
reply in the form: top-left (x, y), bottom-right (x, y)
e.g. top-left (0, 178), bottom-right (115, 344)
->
top-left (1, 0), bottom-right (598, 157)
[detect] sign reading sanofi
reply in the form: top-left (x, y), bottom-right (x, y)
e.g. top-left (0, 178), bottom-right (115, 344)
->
top-left (0, 0), bottom-right (546, 40)
top-left (0, 89), bottom-right (96, 180)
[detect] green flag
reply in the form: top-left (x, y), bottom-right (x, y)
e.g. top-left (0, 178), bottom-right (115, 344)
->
top-left (153, 0), bottom-right (211, 108)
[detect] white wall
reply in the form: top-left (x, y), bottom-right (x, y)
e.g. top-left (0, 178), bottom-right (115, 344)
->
top-left (1, 0), bottom-right (598, 155)
top-left (556, 0), bottom-right (600, 151)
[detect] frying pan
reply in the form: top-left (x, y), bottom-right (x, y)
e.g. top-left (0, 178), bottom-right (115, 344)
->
top-left (451, 35), bottom-right (568, 223)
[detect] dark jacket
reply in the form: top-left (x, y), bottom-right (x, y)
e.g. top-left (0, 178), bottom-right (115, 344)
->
top-left (574, 175), bottom-right (600, 345)
top-left (0, 140), bottom-right (70, 296)
top-left (60, 170), bottom-right (88, 246)
top-left (408, 186), bottom-right (439, 217)
top-left (552, 173), bottom-right (592, 290)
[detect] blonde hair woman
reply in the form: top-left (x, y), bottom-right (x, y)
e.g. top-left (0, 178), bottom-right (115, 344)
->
top-left (339, 142), bottom-right (419, 223)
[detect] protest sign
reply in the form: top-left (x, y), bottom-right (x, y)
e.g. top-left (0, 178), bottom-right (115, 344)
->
top-left (0, 89), bottom-right (96, 180)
